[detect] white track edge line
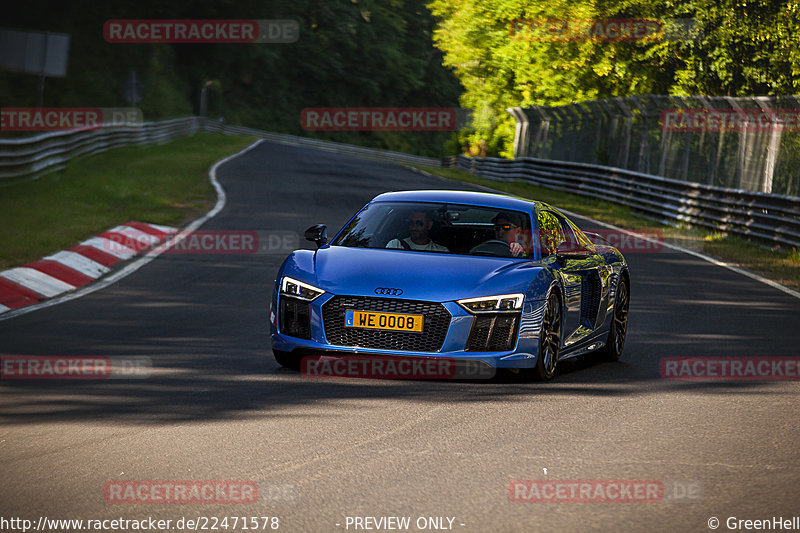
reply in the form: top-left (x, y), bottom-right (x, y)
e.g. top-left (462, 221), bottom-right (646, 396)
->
top-left (0, 139), bottom-right (265, 321)
top-left (408, 165), bottom-right (800, 302)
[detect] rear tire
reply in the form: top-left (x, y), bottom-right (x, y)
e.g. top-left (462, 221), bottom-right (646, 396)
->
top-left (273, 349), bottom-right (301, 371)
top-left (599, 275), bottom-right (629, 362)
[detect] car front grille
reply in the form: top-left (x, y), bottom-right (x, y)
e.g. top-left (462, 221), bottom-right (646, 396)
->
top-left (465, 313), bottom-right (521, 352)
top-left (279, 296), bottom-right (312, 339)
top-left (321, 296), bottom-right (451, 352)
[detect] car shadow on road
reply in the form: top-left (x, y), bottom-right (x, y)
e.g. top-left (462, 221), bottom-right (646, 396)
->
top-left (0, 345), bottom-right (790, 426)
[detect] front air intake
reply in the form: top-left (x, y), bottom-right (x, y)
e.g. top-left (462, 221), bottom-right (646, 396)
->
top-left (465, 313), bottom-right (520, 352)
top-left (279, 296), bottom-right (312, 339)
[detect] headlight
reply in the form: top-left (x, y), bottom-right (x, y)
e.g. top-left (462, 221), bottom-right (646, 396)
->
top-left (280, 276), bottom-right (325, 301)
top-left (457, 293), bottom-right (524, 313)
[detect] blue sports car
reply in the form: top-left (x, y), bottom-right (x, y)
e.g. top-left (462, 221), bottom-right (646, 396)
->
top-left (269, 190), bottom-right (630, 380)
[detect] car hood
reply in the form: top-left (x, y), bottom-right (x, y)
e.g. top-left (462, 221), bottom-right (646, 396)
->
top-left (282, 246), bottom-right (544, 302)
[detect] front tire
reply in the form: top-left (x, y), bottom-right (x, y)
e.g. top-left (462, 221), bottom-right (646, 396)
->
top-left (273, 349), bottom-right (301, 371)
top-left (533, 289), bottom-right (562, 381)
top-left (599, 275), bottom-right (629, 361)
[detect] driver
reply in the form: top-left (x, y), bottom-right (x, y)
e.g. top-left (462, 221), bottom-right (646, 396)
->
top-left (490, 212), bottom-right (525, 257)
top-left (386, 210), bottom-right (449, 252)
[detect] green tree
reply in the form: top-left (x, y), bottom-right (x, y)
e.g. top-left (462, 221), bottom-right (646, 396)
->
top-left (428, 0), bottom-right (800, 157)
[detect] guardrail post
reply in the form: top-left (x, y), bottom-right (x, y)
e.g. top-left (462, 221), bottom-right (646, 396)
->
top-left (612, 97), bottom-right (634, 169)
top-left (507, 107), bottom-right (530, 159)
top-left (530, 106), bottom-right (550, 159)
top-left (630, 95), bottom-right (652, 174)
top-left (756, 96), bottom-right (781, 195)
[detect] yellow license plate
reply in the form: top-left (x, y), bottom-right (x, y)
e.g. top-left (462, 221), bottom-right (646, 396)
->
top-left (345, 310), bottom-right (423, 333)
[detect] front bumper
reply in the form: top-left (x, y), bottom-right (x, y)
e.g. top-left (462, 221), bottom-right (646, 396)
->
top-left (269, 292), bottom-right (545, 369)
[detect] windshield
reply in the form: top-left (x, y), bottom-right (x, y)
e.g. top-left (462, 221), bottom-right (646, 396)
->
top-left (331, 202), bottom-right (534, 259)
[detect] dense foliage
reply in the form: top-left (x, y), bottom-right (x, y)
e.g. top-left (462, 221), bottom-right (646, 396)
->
top-left (3, 1), bottom-right (797, 158)
top-left (428, 0), bottom-right (800, 157)
top-left (1, 0), bottom-right (463, 156)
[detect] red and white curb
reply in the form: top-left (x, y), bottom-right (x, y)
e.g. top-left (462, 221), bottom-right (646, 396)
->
top-left (0, 139), bottom-right (263, 322)
top-left (0, 221), bottom-right (177, 314)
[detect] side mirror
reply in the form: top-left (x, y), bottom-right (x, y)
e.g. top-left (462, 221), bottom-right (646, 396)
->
top-left (304, 224), bottom-right (328, 248)
top-left (556, 241), bottom-right (591, 264)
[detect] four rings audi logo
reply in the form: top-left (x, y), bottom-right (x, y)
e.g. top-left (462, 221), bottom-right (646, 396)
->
top-left (375, 287), bottom-right (403, 296)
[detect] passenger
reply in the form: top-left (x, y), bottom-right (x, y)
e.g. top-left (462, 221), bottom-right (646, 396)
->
top-left (386, 210), bottom-right (449, 252)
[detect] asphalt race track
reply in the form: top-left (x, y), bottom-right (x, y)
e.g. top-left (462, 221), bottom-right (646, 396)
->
top-left (2, 141), bottom-right (799, 533)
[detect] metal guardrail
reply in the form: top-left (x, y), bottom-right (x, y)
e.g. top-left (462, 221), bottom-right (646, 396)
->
top-left (444, 155), bottom-right (800, 249)
top-left (4, 116), bottom-right (796, 248)
top-left (508, 95), bottom-right (800, 197)
top-left (0, 117), bottom-right (439, 184)
top-left (0, 118), bottom-right (203, 183)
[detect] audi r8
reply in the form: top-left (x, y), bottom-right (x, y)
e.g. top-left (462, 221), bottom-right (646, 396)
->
top-left (269, 190), bottom-right (630, 380)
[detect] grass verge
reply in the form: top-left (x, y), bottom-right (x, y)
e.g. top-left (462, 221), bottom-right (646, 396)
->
top-left (416, 166), bottom-right (800, 293)
top-left (0, 133), bottom-right (257, 270)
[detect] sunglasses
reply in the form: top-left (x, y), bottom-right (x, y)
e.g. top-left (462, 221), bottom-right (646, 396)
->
top-left (406, 219), bottom-right (426, 227)
top-left (494, 223), bottom-right (518, 231)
